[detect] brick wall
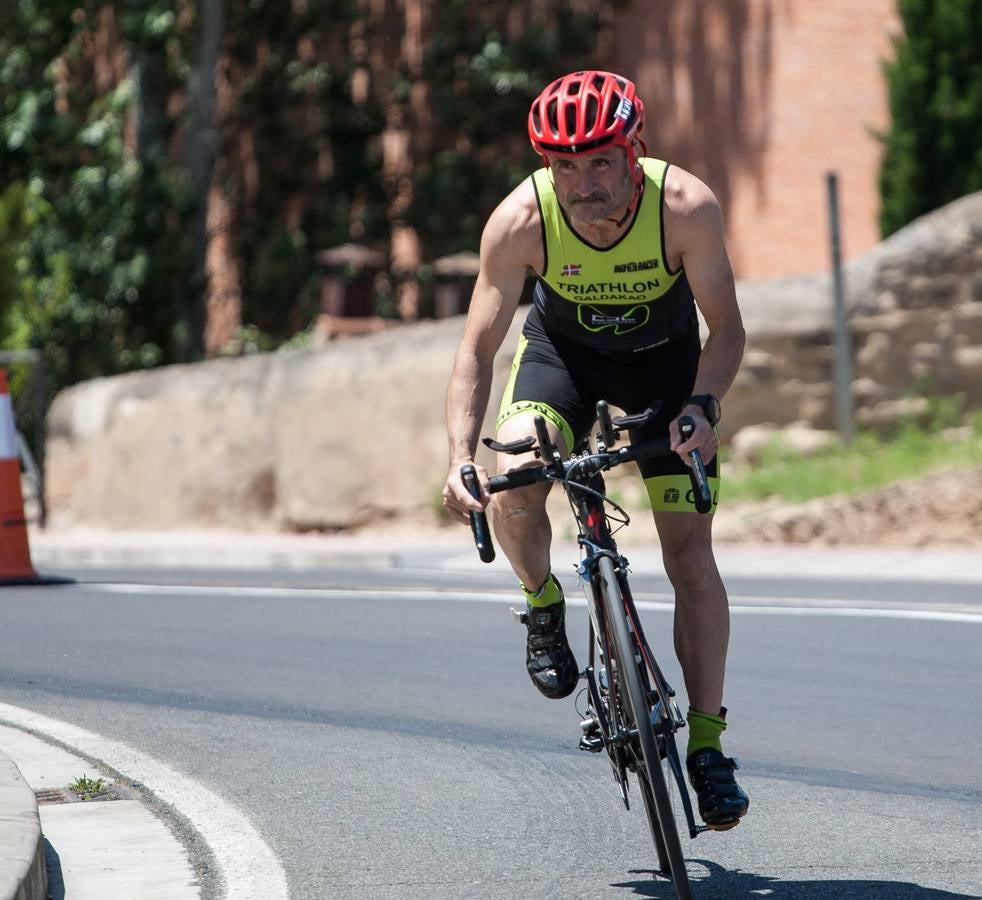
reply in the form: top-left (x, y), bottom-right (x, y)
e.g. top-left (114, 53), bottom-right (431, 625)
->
top-left (606, 0), bottom-right (901, 280)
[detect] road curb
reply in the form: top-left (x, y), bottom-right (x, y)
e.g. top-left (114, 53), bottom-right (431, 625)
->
top-left (30, 541), bottom-right (398, 571)
top-left (26, 529), bottom-right (457, 572)
top-left (0, 752), bottom-right (46, 900)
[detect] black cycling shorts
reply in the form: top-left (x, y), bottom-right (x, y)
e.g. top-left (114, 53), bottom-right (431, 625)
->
top-left (496, 307), bottom-right (719, 513)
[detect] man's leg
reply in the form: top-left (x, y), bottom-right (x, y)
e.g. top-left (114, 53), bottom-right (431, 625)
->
top-left (490, 412), bottom-right (558, 591)
top-left (492, 414), bottom-right (578, 699)
top-left (654, 510), bottom-right (728, 715)
top-left (654, 510), bottom-right (749, 828)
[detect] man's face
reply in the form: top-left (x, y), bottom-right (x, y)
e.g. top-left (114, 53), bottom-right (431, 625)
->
top-left (545, 147), bottom-right (634, 226)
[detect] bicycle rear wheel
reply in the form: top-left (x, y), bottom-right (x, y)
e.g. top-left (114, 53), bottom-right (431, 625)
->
top-left (599, 556), bottom-right (692, 900)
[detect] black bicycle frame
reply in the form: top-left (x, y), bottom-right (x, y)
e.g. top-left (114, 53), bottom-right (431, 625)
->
top-left (567, 462), bottom-right (630, 793)
top-left (566, 458), bottom-right (703, 840)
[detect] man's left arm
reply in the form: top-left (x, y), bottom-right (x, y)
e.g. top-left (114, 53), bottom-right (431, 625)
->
top-left (669, 178), bottom-right (746, 464)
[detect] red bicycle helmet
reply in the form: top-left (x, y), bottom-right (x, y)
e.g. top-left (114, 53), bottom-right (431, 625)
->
top-left (528, 71), bottom-right (647, 179)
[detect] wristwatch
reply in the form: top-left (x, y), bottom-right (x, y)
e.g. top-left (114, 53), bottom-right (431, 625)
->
top-left (682, 394), bottom-right (721, 426)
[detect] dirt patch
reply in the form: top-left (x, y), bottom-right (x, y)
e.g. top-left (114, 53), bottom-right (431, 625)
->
top-left (358, 466), bottom-right (982, 550)
top-left (712, 466), bottom-right (982, 547)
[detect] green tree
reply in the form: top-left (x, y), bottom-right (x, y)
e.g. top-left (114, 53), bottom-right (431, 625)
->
top-left (0, 184), bottom-right (31, 346)
top-left (0, 2), bottom-right (196, 389)
top-left (0, 0), bottom-right (627, 385)
top-left (879, 0), bottom-right (982, 236)
top-left (416, 7), bottom-right (613, 256)
top-left (217, 0), bottom-right (387, 339)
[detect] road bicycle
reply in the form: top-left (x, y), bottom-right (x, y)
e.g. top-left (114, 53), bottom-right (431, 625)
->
top-left (460, 400), bottom-right (714, 900)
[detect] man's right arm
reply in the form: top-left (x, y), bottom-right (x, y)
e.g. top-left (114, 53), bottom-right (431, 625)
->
top-left (443, 188), bottom-right (539, 523)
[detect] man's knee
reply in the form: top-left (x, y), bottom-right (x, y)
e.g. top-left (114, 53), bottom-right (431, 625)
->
top-left (492, 421), bottom-right (555, 523)
top-left (664, 544), bottom-right (712, 583)
top-left (657, 518), bottom-right (719, 590)
top-left (491, 478), bottom-right (550, 523)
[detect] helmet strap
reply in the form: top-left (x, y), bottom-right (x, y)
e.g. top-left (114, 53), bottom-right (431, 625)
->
top-left (602, 180), bottom-right (643, 228)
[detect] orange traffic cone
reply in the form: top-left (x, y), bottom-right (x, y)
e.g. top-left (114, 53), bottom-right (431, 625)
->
top-left (0, 367), bottom-right (42, 583)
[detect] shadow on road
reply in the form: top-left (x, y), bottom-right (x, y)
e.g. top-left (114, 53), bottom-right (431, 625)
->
top-left (613, 860), bottom-right (980, 899)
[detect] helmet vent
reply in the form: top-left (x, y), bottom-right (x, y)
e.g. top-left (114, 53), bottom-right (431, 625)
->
top-left (546, 101), bottom-right (560, 139)
top-left (564, 102), bottom-right (578, 137)
top-left (585, 95), bottom-right (598, 133)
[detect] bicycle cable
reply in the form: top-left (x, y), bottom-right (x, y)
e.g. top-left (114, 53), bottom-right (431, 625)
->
top-left (562, 457), bottom-right (632, 534)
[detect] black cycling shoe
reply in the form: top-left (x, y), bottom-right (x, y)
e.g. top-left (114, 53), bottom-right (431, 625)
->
top-left (521, 589), bottom-right (579, 700)
top-left (686, 747), bottom-right (750, 831)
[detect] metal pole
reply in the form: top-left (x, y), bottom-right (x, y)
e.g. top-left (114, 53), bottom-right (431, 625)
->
top-left (826, 171), bottom-right (854, 445)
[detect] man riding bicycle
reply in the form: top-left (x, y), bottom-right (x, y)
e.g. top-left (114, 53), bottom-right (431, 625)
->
top-left (442, 70), bottom-right (749, 830)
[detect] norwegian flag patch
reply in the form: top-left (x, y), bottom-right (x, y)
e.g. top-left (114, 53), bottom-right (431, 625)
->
top-left (561, 263), bottom-right (582, 277)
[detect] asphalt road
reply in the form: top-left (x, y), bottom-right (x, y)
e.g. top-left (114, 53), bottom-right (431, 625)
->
top-left (0, 560), bottom-right (980, 899)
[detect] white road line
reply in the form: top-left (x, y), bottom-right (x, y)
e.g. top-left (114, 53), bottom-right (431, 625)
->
top-left (78, 582), bottom-right (982, 623)
top-left (0, 702), bottom-right (288, 900)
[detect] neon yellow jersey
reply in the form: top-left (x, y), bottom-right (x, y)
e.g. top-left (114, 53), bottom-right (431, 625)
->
top-left (530, 158), bottom-right (697, 352)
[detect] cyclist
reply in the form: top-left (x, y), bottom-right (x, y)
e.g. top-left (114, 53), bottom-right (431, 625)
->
top-left (442, 70), bottom-right (749, 830)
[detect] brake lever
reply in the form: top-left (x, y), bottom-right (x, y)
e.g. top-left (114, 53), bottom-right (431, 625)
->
top-left (460, 463), bottom-right (496, 562)
top-left (678, 416), bottom-right (713, 514)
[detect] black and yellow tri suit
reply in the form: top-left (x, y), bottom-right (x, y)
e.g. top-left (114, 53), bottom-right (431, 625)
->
top-left (497, 158), bottom-right (720, 512)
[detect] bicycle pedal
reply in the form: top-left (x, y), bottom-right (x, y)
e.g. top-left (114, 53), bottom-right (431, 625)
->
top-left (510, 607), bottom-right (529, 625)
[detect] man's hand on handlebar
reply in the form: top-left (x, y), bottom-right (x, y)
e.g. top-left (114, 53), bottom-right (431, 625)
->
top-left (670, 408), bottom-right (718, 466)
top-left (442, 462), bottom-right (490, 525)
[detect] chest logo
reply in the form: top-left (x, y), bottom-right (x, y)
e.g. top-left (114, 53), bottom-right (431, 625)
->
top-left (613, 258), bottom-right (659, 274)
top-left (578, 303), bottom-right (651, 335)
top-left (561, 263), bottom-right (582, 276)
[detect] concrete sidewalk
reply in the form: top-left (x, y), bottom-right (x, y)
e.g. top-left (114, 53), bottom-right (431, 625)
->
top-left (0, 725), bottom-right (198, 900)
top-left (26, 525), bottom-right (982, 584)
top-left (28, 526), bottom-right (467, 571)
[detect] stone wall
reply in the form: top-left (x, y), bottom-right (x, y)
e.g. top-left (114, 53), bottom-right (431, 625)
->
top-left (44, 314), bottom-right (523, 530)
top-left (725, 191), bottom-right (982, 438)
top-left (44, 192), bottom-right (982, 531)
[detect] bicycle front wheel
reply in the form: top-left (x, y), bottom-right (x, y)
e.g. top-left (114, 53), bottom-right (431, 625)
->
top-left (599, 556), bottom-right (691, 900)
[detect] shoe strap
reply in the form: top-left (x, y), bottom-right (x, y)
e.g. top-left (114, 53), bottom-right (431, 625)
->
top-left (526, 604), bottom-right (564, 632)
top-left (528, 632), bottom-right (564, 652)
top-left (690, 750), bottom-right (738, 772)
